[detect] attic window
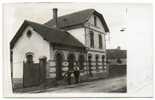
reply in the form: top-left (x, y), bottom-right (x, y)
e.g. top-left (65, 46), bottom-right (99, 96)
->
top-left (27, 30), bottom-right (32, 38)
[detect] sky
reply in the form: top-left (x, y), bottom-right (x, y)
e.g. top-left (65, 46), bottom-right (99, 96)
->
top-left (3, 3), bottom-right (152, 50)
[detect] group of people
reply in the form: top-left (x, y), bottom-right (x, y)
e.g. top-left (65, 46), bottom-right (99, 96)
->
top-left (64, 61), bottom-right (80, 85)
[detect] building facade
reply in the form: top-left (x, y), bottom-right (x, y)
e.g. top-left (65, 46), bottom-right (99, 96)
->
top-left (106, 47), bottom-right (127, 65)
top-left (10, 8), bottom-right (110, 88)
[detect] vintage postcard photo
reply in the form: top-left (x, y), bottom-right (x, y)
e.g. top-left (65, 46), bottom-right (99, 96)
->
top-left (2, 2), bottom-right (153, 97)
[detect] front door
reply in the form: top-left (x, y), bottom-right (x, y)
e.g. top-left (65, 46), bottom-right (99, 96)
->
top-left (55, 53), bottom-right (63, 80)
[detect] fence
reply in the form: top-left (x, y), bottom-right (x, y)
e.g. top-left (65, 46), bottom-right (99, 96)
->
top-left (46, 60), bottom-right (108, 79)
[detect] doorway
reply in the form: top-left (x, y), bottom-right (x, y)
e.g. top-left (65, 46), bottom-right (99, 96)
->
top-left (67, 54), bottom-right (75, 70)
top-left (55, 53), bottom-right (63, 80)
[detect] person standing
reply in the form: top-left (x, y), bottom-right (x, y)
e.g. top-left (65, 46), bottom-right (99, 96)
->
top-left (73, 61), bottom-right (80, 84)
top-left (66, 68), bottom-right (73, 85)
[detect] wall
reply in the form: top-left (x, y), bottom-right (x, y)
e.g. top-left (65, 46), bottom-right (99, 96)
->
top-left (12, 26), bottom-right (50, 78)
top-left (46, 46), bottom-right (108, 79)
top-left (88, 15), bottom-right (106, 31)
top-left (84, 14), bottom-right (108, 75)
top-left (85, 28), bottom-right (106, 51)
top-left (46, 49), bottom-right (87, 79)
top-left (87, 51), bottom-right (107, 74)
top-left (67, 28), bottom-right (85, 45)
top-left (108, 58), bottom-right (127, 65)
top-left (84, 14), bottom-right (106, 51)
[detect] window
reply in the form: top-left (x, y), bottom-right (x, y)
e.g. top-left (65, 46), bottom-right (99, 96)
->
top-left (67, 54), bottom-right (75, 69)
top-left (88, 54), bottom-right (93, 76)
top-left (27, 30), bottom-right (32, 38)
top-left (95, 55), bottom-right (99, 71)
top-left (26, 54), bottom-right (33, 63)
top-left (90, 31), bottom-right (94, 48)
top-left (94, 15), bottom-right (97, 26)
top-left (99, 34), bottom-right (103, 49)
top-left (102, 55), bottom-right (105, 70)
top-left (78, 55), bottom-right (85, 70)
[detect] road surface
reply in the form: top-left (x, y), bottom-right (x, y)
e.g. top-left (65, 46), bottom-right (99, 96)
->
top-left (31, 75), bottom-right (126, 93)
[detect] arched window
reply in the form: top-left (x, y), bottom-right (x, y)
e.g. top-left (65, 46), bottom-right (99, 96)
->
top-left (99, 34), bottom-right (103, 49)
top-left (102, 55), bottom-right (105, 70)
top-left (78, 55), bottom-right (85, 70)
top-left (88, 54), bottom-right (93, 76)
top-left (95, 54), bottom-right (99, 71)
top-left (26, 52), bottom-right (33, 63)
top-left (90, 31), bottom-right (94, 48)
top-left (94, 15), bottom-right (97, 26)
top-left (67, 53), bottom-right (75, 70)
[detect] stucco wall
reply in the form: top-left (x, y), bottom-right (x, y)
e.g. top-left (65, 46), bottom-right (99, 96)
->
top-left (47, 49), bottom-right (86, 78)
top-left (108, 58), bottom-right (127, 65)
top-left (84, 14), bottom-right (108, 74)
top-left (88, 15), bottom-right (106, 31)
top-left (87, 51), bottom-right (107, 69)
top-left (12, 26), bottom-right (50, 78)
top-left (84, 14), bottom-right (106, 51)
top-left (67, 28), bottom-right (85, 45)
top-left (85, 28), bottom-right (106, 51)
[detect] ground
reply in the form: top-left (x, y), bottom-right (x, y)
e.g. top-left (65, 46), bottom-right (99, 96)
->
top-left (14, 65), bottom-right (127, 93)
top-left (29, 75), bottom-right (126, 93)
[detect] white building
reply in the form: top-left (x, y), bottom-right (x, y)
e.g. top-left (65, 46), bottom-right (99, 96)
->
top-left (10, 8), bottom-right (110, 88)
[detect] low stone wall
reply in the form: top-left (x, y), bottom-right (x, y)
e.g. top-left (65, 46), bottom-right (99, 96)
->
top-left (12, 61), bottom-right (109, 91)
top-left (13, 70), bottom-right (109, 93)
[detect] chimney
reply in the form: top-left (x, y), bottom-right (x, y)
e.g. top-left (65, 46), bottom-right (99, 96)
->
top-left (53, 8), bottom-right (58, 28)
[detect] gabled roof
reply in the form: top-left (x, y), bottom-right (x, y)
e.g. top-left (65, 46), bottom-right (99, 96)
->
top-left (44, 9), bottom-right (109, 32)
top-left (10, 20), bottom-right (85, 49)
top-left (106, 49), bottom-right (127, 59)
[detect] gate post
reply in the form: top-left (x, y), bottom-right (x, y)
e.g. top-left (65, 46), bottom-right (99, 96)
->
top-left (39, 57), bottom-right (47, 83)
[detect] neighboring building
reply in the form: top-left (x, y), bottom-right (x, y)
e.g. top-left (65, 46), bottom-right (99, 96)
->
top-left (10, 8), bottom-right (110, 88)
top-left (106, 47), bottom-right (127, 65)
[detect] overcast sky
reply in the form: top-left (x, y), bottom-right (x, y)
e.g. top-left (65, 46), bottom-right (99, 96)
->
top-left (3, 3), bottom-right (152, 50)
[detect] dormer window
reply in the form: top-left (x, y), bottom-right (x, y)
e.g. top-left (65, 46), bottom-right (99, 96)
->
top-left (94, 15), bottom-right (97, 26)
top-left (27, 30), bottom-right (32, 38)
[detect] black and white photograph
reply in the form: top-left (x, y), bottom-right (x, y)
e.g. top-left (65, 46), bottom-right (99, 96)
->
top-left (2, 2), bottom-right (153, 97)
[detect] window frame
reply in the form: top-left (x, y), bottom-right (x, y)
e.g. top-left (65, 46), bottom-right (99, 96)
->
top-left (95, 54), bottom-right (99, 71)
top-left (94, 15), bottom-right (97, 27)
top-left (90, 31), bottom-right (94, 48)
top-left (99, 34), bottom-right (103, 49)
